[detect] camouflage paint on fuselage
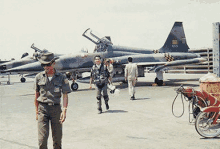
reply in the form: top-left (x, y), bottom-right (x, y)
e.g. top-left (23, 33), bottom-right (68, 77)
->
top-left (3, 22), bottom-right (206, 83)
top-left (0, 57), bottom-right (37, 71)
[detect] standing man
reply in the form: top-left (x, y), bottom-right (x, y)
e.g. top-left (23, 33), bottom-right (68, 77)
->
top-left (125, 57), bottom-right (138, 100)
top-left (90, 55), bottom-right (110, 114)
top-left (34, 52), bottom-right (71, 149)
top-left (105, 58), bottom-right (114, 84)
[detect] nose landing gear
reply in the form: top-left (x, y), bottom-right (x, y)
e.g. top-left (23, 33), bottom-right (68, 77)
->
top-left (20, 77), bottom-right (26, 83)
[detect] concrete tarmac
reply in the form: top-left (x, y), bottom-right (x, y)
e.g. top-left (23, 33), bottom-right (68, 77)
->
top-left (0, 73), bottom-right (220, 149)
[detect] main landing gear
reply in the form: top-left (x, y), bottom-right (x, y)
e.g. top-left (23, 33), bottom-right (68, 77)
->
top-left (154, 71), bottom-right (164, 86)
top-left (71, 82), bottom-right (78, 91)
top-left (154, 77), bottom-right (163, 86)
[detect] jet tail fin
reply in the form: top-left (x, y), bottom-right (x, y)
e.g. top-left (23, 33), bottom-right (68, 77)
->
top-left (159, 22), bottom-right (189, 53)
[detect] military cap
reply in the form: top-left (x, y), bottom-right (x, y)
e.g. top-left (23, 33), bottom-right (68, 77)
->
top-left (38, 52), bottom-right (58, 64)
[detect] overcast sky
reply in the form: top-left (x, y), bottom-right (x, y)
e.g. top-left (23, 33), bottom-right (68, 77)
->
top-left (0, 0), bottom-right (220, 60)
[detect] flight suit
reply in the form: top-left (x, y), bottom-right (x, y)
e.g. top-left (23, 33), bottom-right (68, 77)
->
top-left (34, 71), bottom-right (71, 149)
top-left (90, 63), bottom-right (110, 113)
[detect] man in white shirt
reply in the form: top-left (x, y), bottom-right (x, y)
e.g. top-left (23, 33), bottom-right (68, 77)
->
top-left (125, 57), bottom-right (138, 100)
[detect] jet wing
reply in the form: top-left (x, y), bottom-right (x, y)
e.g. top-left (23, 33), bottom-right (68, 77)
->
top-left (153, 58), bottom-right (206, 72)
top-left (128, 62), bottom-right (167, 67)
top-left (122, 57), bottom-right (206, 72)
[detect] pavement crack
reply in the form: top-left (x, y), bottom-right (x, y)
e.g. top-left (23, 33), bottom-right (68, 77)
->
top-left (0, 138), bottom-right (37, 149)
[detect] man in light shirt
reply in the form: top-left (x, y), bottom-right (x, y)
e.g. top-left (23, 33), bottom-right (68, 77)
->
top-left (125, 57), bottom-right (138, 100)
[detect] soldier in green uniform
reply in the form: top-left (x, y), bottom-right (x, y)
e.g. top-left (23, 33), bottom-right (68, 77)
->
top-left (34, 52), bottom-right (71, 149)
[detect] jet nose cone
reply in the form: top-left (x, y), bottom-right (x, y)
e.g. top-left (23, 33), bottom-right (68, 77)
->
top-left (4, 62), bottom-right (43, 73)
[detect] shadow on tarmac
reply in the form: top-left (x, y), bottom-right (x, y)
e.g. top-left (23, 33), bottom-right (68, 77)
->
top-left (200, 137), bottom-right (220, 140)
top-left (0, 81), bottom-right (34, 86)
top-left (164, 78), bottom-right (200, 87)
top-left (134, 98), bottom-right (150, 100)
top-left (20, 93), bottom-right (35, 96)
top-left (115, 79), bottom-right (199, 89)
top-left (167, 78), bottom-right (199, 82)
top-left (103, 110), bottom-right (128, 113)
top-left (75, 88), bottom-right (95, 92)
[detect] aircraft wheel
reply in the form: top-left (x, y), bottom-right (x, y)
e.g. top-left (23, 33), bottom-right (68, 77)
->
top-left (7, 81), bottom-right (10, 85)
top-left (21, 77), bottom-right (26, 83)
top-left (154, 78), bottom-right (163, 86)
top-left (71, 83), bottom-right (78, 91)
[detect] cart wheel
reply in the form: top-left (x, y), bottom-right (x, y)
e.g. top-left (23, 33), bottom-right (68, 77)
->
top-left (195, 112), bottom-right (220, 138)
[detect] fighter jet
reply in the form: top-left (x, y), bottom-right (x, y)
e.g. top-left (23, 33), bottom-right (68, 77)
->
top-left (3, 22), bottom-right (206, 90)
top-left (2, 49), bottom-right (138, 89)
top-left (81, 22), bottom-right (206, 86)
top-left (0, 43), bottom-right (62, 83)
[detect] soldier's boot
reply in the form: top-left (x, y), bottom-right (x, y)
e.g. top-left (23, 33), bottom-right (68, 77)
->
top-left (104, 95), bottom-right (109, 110)
top-left (97, 97), bottom-right (102, 114)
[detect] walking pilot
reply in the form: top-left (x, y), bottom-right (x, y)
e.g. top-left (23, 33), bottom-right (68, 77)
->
top-left (124, 57), bottom-right (138, 100)
top-left (34, 52), bottom-right (72, 148)
top-left (90, 55), bottom-right (110, 114)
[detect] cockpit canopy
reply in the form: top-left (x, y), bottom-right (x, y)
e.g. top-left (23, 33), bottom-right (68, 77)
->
top-left (42, 49), bottom-right (49, 53)
top-left (82, 28), bottom-right (113, 53)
